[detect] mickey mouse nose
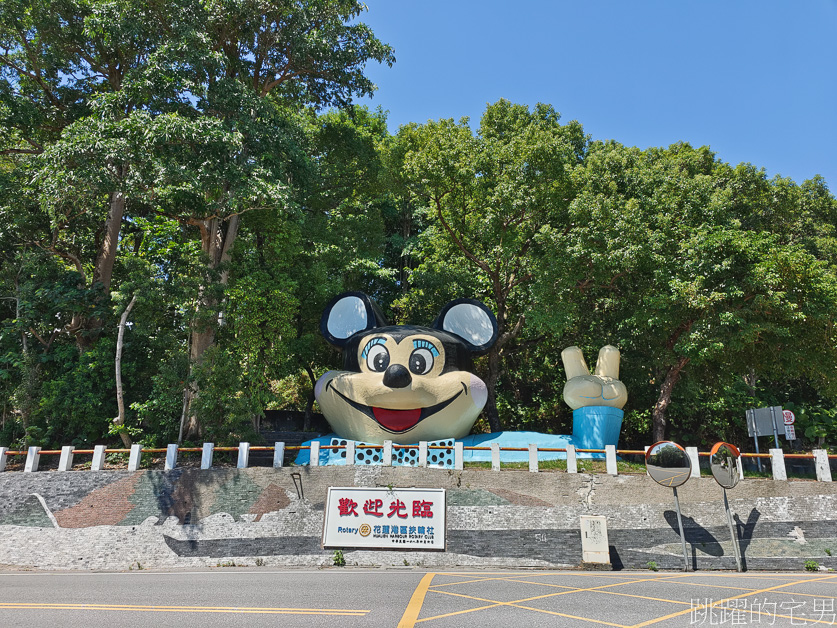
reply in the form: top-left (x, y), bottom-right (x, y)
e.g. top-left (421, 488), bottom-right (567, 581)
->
top-left (383, 364), bottom-right (412, 389)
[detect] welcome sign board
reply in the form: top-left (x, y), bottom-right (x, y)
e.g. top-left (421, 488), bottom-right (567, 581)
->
top-left (322, 487), bottom-right (445, 550)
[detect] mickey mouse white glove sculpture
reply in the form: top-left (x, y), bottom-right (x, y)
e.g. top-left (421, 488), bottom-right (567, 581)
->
top-left (561, 345), bottom-right (627, 410)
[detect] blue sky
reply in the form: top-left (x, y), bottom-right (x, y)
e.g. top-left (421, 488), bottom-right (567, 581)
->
top-left (358, 0), bottom-right (837, 186)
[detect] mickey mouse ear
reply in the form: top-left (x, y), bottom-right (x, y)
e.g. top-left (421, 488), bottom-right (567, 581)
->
top-left (433, 298), bottom-right (498, 354)
top-left (320, 292), bottom-right (388, 347)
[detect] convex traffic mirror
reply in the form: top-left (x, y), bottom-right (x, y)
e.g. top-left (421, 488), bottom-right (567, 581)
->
top-left (645, 441), bottom-right (692, 488)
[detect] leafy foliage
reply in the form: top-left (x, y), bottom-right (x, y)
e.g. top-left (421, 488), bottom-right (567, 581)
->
top-left (0, 0), bottom-right (835, 453)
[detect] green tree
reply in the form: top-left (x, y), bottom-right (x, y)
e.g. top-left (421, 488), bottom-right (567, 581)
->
top-left (393, 100), bottom-right (586, 430)
top-left (542, 141), bottom-right (837, 442)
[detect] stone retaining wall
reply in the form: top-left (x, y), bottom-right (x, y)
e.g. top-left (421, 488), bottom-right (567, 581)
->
top-left (0, 467), bottom-right (835, 571)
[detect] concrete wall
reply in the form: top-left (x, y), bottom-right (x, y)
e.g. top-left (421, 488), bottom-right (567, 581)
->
top-left (0, 467), bottom-right (835, 571)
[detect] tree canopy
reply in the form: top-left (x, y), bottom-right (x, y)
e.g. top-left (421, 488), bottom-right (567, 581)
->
top-left (1, 2), bottom-right (835, 453)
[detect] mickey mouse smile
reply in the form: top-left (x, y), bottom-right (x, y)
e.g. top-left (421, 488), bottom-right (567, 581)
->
top-left (327, 380), bottom-right (465, 433)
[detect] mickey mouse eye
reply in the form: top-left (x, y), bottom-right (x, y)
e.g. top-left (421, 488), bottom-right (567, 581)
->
top-left (365, 343), bottom-right (390, 372)
top-left (409, 348), bottom-right (435, 375)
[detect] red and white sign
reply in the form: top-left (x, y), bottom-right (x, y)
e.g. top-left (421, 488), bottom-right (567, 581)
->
top-left (784, 424), bottom-right (796, 440)
top-left (322, 487), bottom-right (445, 550)
top-left (783, 410), bottom-right (795, 425)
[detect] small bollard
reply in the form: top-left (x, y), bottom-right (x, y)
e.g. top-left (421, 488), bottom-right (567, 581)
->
top-left (164, 444), bottom-right (178, 470)
top-left (454, 442), bottom-right (464, 470)
top-left (490, 443), bottom-right (501, 471)
top-left (566, 445), bottom-right (577, 474)
top-left (91, 445), bottom-right (107, 471)
top-left (418, 441), bottom-right (428, 467)
top-left (528, 444), bottom-right (539, 473)
top-left (237, 442), bottom-right (250, 469)
top-left (273, 442), bottom-right (285, 468)
top-left (770, 449), bottom-right (787, 481)
top-left (58, 446), bottom-right (75, 472)
top-left (814, 449), bottom-right (832, 482)
top-left (128, 444), bottom-right (142, 472)
top-left (201, 443), bottom-right (214, 469)
top-left (605, 445), bottom-right (617, 476)
top-left (0, 447), bottom-right (8, 472)
top-left (309, 441), bottom-right (320, 466)
top-left (24, 446), bottom-right (41, 473)
top-left (686, 447), bottom-right (701, 478)
top-left (383, 440), bottom-right (393, 466)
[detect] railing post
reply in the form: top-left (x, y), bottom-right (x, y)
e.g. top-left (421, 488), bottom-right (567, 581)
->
top-left (58, 446), bottom-right (74, 472)
top-left (644, 445), bottom-right (650, 476)
top-left (605, 445), bottom-right (617, 476)
top-left (418, 441), bottom-right (428, 468)
top-left (201, 443), bottom-right (214, 469)
top-left (566, 445), bottom-right (577, 474)
top-left (686, 447), bottom-right (701, 478)
top-left (0, 447), bottom-right (8, 472)
top-left (91, 445), bottom-right (107, 471)
top-left (164, 444), bottom-right (178, 470)
top-left (273, 442), bottom-right (285, 468)
top-left (454, 442), bottom-right (464, 470)
top-left (309, 441), bottom-right (320, 467)
top-left (770, 449), bottom-right (786, 481)
top-left (383, 440), bottom-right (393, 466)
top-left (528, 444), bottom-right (538, 472)
top-left (128, 444), bottom-right (143, 472)
top-left (24, 446), bottom-right (41, 472)
top-left (736, 455), bottom-right (744, 482)
top-left (345, 441), bottom-right (355, 466)
top-left (814, 449), bottom-right (832, 482)
top-left (237, 442), bottom-right (250, 469)
top-left (490, 443), bottom-right (500, 471)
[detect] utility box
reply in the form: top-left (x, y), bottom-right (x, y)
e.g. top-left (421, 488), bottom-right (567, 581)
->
top-left (580, 515), bottom-right (610, 564)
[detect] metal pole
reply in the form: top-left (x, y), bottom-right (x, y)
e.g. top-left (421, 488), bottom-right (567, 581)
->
top-left (673, 487), bottom-right (689, 572)
top-left (770, 406), bottom-right (781, 450)
top-left (723, 488), bottom-right (743, 572)
top-left (747, 409), bottom-right (763, 472)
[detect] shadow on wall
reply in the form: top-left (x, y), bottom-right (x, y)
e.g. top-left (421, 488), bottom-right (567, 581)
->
top-left (734, 509), bottom-right (761, 571)
top-left (661, 508), bottom-right (761, 571)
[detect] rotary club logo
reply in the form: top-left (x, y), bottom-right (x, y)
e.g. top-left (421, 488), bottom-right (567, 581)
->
top-left (359, 524), bottom-right (371, 537)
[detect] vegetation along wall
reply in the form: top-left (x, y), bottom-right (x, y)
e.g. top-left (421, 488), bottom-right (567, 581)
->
top-left (0, 467), bottom-right (835, 572)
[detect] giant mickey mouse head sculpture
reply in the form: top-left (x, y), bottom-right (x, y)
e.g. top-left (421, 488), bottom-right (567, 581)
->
top-left (314, 292), bottom-right (498, 445)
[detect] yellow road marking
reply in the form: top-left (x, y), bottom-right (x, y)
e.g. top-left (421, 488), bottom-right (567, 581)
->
top-left (411, 572), bottom-right (837, 626)
top-left (417, 602), bottom-right (629, 627)
top-left (431, 575), bottom-right (579, 590)
top-left (397, 572), bottom-right (435, 628)
top-left (630, 574), bottom-right (837, 628)
top-left (0, 602), bottom-right (368, 616)
top-left (416, 574), bottom-right (694, 624)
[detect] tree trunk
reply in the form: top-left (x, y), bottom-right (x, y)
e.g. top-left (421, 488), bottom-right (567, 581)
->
top-left (652, 356), bottom-right (690, 442)
top-left (74, 187), bottom-right (126, 351)
top-left (114, 294), bottom-right (137, 448)
top-left (181, 214), bottom-right (242, 440)
top-left (304, 365), bottom-right (316, 431)
top-left (94, 189), bottom-right (126, 291)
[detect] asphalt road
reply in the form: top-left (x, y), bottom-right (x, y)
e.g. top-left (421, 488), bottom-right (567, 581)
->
top-left (0, 568), bottom-right (835, 627)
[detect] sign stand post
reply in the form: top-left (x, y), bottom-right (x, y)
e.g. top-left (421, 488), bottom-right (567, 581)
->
top-left (723, 488), bottom-right (743, 572)
top-left (672, 487), bottom-right (689, 572)
top-left (645, 441), bottom-right (692, 573)
top-left (710, 442), bottom-right (744, 572)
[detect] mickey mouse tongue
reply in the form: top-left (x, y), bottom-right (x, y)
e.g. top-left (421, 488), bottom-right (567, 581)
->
top-left (372, 407), bottom-right (421, 432)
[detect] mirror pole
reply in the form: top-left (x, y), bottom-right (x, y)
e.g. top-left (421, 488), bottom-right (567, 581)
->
top-left (723, 488), bottom-right (743, 572)
top-left (672, 487), bottom-right (689, 572)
